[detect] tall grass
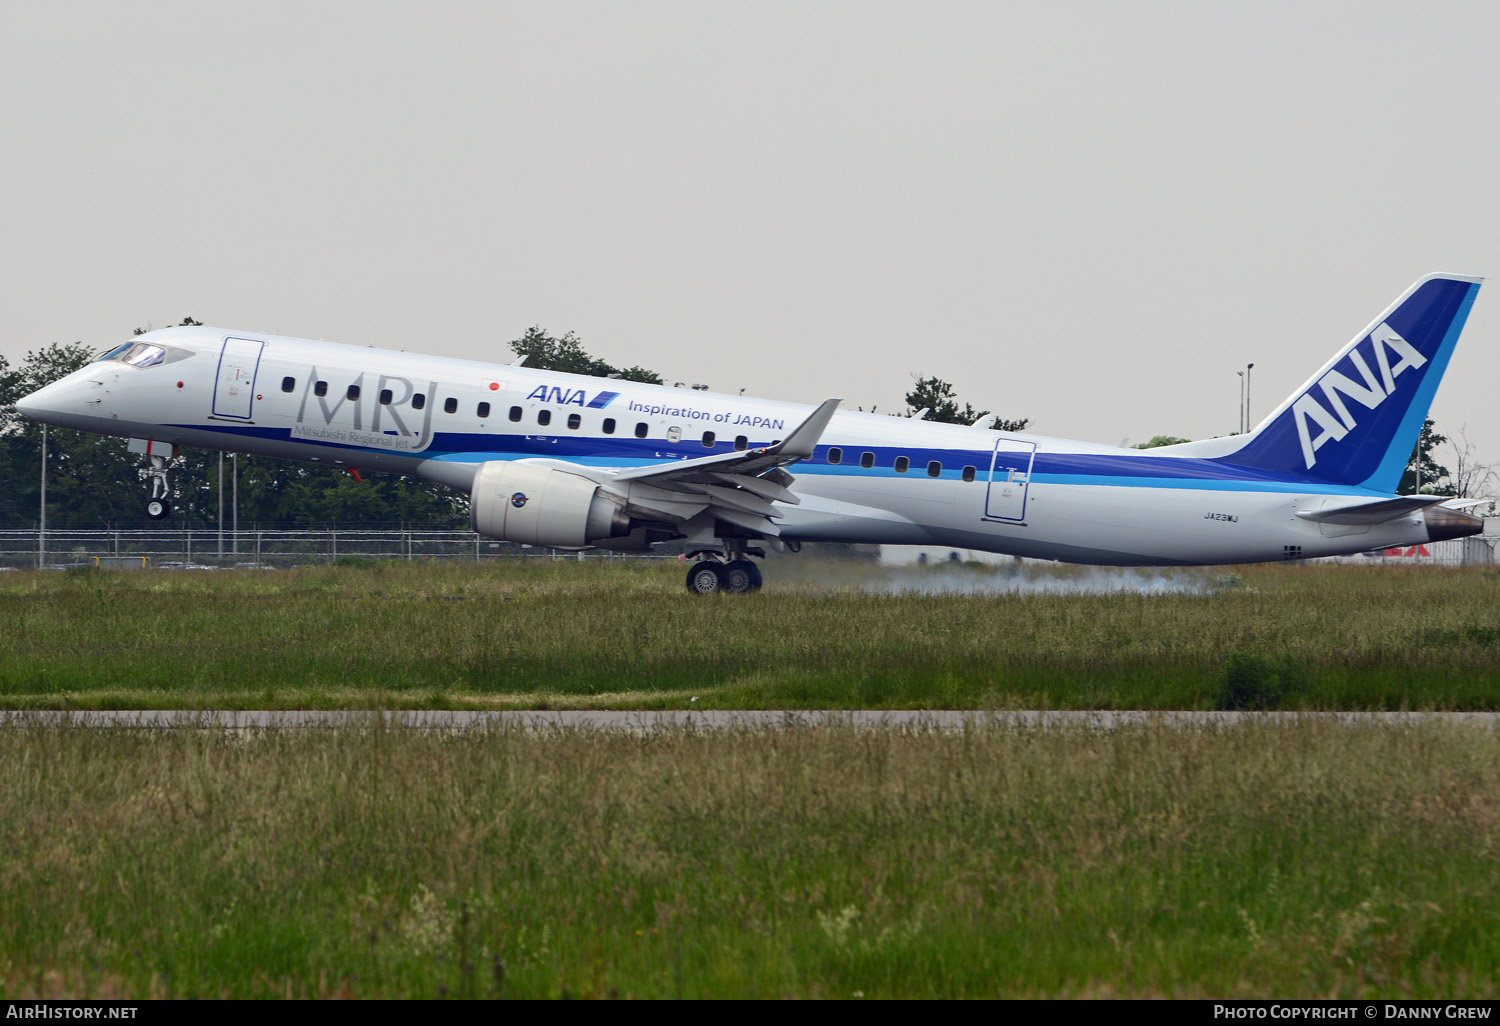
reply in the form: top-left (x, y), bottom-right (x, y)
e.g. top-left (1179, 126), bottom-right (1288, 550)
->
top-left (0, 560), bottom-right (1496, 709)
top-left (1, 722), bottom-right (1497, 998)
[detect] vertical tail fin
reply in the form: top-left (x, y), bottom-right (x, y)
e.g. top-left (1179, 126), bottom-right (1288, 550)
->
top-left (1221, 274), bottom-right (1481, 491)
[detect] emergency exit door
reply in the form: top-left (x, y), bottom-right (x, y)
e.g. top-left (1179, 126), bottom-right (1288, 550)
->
top-left (213, 337), bottom-right (264, 420)
top-left (985, 437), bottom-right (1036, 522)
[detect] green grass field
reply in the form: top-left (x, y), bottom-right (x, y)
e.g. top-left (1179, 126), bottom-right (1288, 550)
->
top-left (3, 720), bottom-right (1498, 998)
top-left (4, 561), bottom-right (1498, 999)
top-left (0, 559), bottom-right (1496, 709)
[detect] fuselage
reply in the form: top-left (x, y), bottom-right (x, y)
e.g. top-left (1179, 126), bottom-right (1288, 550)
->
top-left (16, 325), bottom-right (1455, 565)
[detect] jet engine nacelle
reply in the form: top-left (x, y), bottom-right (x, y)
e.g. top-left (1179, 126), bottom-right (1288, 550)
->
top-left (470, 460), bottom-right (629, 548)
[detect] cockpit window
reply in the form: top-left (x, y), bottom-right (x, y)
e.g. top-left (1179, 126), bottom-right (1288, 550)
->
top-left (123, 344), bottom-right (167, 368)
top-left (93, 343), bottom-right (134, 363)
top-left (92, 341), bottom-right (189, 368)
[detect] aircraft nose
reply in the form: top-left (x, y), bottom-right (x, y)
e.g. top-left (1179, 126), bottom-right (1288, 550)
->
top-left (13, 388), bottom-right (42, 419)
top-left (14, 379), bottom-right (67, 423)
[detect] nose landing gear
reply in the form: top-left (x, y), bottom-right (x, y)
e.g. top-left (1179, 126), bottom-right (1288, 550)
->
top-left (142, 455), bottom-right (174, 519)
top-left (130, 439), bottom-right (178, 520)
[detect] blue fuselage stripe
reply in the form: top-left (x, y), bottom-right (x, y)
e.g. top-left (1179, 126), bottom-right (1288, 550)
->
top-left (170, 423), bottom-right (1389, 497)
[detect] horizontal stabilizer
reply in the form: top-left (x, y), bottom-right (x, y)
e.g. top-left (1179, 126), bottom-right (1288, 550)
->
top-left (1294, 495), bottom-right (1445, 525)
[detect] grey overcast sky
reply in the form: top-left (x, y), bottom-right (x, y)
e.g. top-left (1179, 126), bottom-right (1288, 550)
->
top-left (3, 1), bottom-right (1498, 466)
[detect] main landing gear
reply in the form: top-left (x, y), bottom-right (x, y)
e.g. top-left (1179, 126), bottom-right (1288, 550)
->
top-left (684, 553), bottom-right (764, 595)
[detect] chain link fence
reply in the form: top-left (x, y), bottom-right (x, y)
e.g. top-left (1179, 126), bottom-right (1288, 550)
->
top-left (4, 528), bottom-right (1494, 571)
top-left (0, 528), bottom-right (654, 570)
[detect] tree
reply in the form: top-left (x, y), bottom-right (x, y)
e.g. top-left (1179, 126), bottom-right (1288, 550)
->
top-left (1399, 419), bottom-right (1451, 495)
top-left (902, 376), bottom-right (1029, 431)
top-left (1133, 435), bottom-right (1192, 449)
top-left (509, 326), bottom-right (662, 384)
top-left (1443, 425), bottom-right (1498, 501)
top-left (134, 316), bottom-right (202, 336)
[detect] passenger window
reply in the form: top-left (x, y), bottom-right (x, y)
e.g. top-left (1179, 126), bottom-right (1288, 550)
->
top-left (347, 384), bottom-right (361, 401)
top-left (567, 413), bottom-right (581, 430)
top-left (927, 461), bottom-right (942, 477)
top-left (379, 388), bottom-right (393, 405)
top-left (281, 376), bottom-right (295, 393)
top-left (603, 418), bottom-right (616, 434)
top-left (509, 406), bottom-right (522, 422)
top-left (860, 452), bottom-right (875, 469)
top-left (444, 397), bottom-right (458, 414)
top-left (537, 410), bottom-right (551, 426)
top-left (412, 393), bottom-right (426, 410)
top-left (962, 465), bottom-right (976, 483)
top-left (827, 446), bottom-right (842, 464)
top-left (635, 422), bottom-right (648, 438)
top-left (478, 402), bottom-right (490, 418)
top-left (735, 435), bottom-right (748, 451)
top-left (315, 381), bottom-right (328, 397)
top-left (702, 431), bottom-right (715, 447)
top-left (894, 456), bottom-right (909, 473)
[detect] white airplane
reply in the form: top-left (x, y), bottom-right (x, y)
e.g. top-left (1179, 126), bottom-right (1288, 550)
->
top-left (15, 273), bottom-right (1487, 593)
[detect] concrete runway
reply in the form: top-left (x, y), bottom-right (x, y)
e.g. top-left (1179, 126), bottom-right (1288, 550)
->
top-left (1, 709), bottom-right (1498, 730)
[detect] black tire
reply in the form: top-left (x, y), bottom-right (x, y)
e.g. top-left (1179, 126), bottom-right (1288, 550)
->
top-left (685, 561), bottom-right (726, 595)
top-left (146, 498), bottom-right (172, 520)
top-left (722, 560), bottom-right (762, 594)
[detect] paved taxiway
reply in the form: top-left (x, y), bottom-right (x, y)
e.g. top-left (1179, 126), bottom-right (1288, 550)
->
top-left (2, 710), bottom-right (1497, 730)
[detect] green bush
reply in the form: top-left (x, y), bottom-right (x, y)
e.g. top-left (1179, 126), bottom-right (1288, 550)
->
top-left (333, 555), bottom-right (378, 568)
top-left (1213, 650), bottom-right (1306, 710)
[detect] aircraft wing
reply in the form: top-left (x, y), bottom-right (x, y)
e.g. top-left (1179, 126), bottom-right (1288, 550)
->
top-left (1293, 495), bottom-right (1448, 525)
top-left (600, 397), bottom-right (841, 536)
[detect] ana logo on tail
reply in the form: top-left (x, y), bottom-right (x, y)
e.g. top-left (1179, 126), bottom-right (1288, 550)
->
top-left (1292, 322), bottom-right (1427, 469)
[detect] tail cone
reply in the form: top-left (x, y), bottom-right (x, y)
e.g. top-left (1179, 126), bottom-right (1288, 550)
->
top-left (1424, 506), bottom-right (1484, 543)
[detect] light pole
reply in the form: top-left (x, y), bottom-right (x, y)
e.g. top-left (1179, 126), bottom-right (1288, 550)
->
top-left (1245, 363), bottom-right (1254, 432)
top-left (39, 425), bottom-right (47, 568)
top-left (1237, 371), bottom-right (1246, 434)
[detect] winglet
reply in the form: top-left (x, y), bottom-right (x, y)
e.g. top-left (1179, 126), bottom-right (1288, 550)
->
top-left (766, 398), bottom-right (841, 459)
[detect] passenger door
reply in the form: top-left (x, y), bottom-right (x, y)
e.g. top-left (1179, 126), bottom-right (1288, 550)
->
top-left (213, 337), bottom-right (264, 420)
top-left (985, 437), bottom-right (1036, 522)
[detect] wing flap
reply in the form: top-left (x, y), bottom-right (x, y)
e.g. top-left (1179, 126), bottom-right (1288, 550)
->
top-left (712, 506), bottom-right (782, 536)
top-left (710, 471), bottom-right (800, 505)
top-left (700, 483), bottom-right (781, 519)
top-left (606, 481), bottom-right (710, 522)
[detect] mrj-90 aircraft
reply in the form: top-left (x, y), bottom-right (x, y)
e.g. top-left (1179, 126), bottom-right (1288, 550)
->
top-left (15, 273), bottom-right (1488, 593)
